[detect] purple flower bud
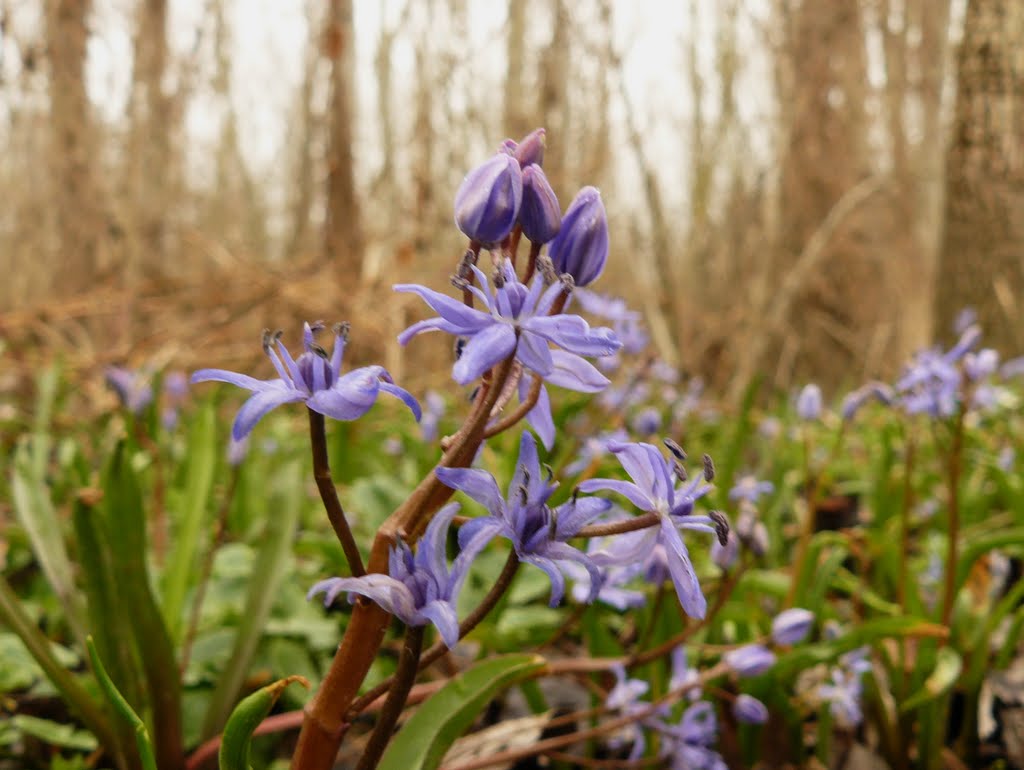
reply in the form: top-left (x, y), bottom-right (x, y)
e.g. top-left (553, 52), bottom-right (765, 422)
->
top-left (733, 694), bottom-right (769, 724)
top-left (631, 407), bottom-right (662, 437)
top-left (771, 607), bottom-right (814, 645)
top-left (724, 644), bottom-right (776, 677)
top-left (711, 530), bottom-right (739, 570)
top-left (513, 127), bottom-right (545, 167)
top-left (796, 383), bottom-right (822, 421)
top-left (519, 165), bottom-right (561, 244)
top-left (454, 154), bottom-right (523, 245)
top-left (548, 186), bottom-right (608, 287)
top-left (499, 138), bottom-right (517, 155)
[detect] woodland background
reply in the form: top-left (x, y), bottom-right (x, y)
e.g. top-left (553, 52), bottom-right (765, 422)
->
top-left (1, 0), bottom-right (1022, 401)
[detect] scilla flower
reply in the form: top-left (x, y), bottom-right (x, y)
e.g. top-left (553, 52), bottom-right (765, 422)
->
top-left (548, 187), bottom-right (609, 287)
top-left (436, 431), bottom-right (609, 605)
top-left (308, 503), bottom-right (469, 648)
top-left (395, 259), bottom-right (620, 391)
top-left (580, 440), bottom-right (728, 619)
top-left (191, 322), bottom-right (420, 440)
top-left (454, 153), bottom-right (523, 245)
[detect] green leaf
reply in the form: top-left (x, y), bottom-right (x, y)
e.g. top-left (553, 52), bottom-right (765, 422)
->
top-left (201, 461), bottom-right (303, 739)
top-left (377, 654), bottom-right (545, 770)
top-left (901, 647), bottom-right (962, 712)
top-left (103, 441), bottom-right (183, 770)
top-left (773, 617), bottom-right (948, 679)
top-left (11, 439), bottom-right (87, 645)
top-left (11, 715), bottom-right (98, 752)
top-left (164, 404), bottom-right (218, 638)
top-left (87, 636), bottom-right (157, 770)
top-left (218, 676), bottom-right (308, 770)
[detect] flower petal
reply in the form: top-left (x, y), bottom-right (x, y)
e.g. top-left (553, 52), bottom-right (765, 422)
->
top-left (191, 368), bottom-right (278, 392)
top-left (456, 516), bottom-right (505, 557)
top-left (394, 283), bottom-right (494, 329)
top-left (232, 388), bottom-right (307, 440)
top-left (379, 381), bottom-right (422, 421)
top-left (516, 331), bottom-right (554, 376)
top-left (608, 441), bottom-right (673, 504)
top-left (453, 323), bottom-right (517, 384)
top-left (436, 467), bottom-right (505, 514)
top-left (659, 518), bottom-right (707, 620)
top-left (577, 478), bottom-right (655, 511)
top-left (307, 574), bottom-right (417, 622)
top-left (306, 366), bottom-right (385, 421)
top-left (522, 314), bottom-right (621, 357)
top-left (543, 350), bottom-right (610, 393)
top-left (414, 502), bottom-right (460, 581)
top-left (523, 554), bottom-right (567, 607)
top-left (554, 497), bottom-right (612, 539)
top-left (417, 600), bottom-right (461, 648)
top-left (397, 317), bottom-right (477, 346)
top-left (522, 380), bottom-right (555, 450)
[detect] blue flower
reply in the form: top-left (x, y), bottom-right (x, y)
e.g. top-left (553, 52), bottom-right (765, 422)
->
top-left (724, 644), bottom-right (776, 677)
top-left (435, 431), bottom-right (610, 606)
top-left (733, 694), bottom-right (769, 725)
top-left (796, 383), bottom-right (823, 421)
top-left (395, 260), bottom-right (621, 390)
top-left (659, 701), bottom-right (727, 770)
top-left (106, 367), bottom-right (154, 414)
top-left (579, 441), bottom-right (725, 619)
top-left (728, 475), bottom-right (774, 503)
top-left (771, 607), bottom-right (814, 645)
top-left (308, 503), bottom-right (469, 648)
top-left (895, 324), bottom-right (980, 418)
top-left (191, 322), bottom-right (420, 440)
top-left (817, 648), bottom-right (872, 727)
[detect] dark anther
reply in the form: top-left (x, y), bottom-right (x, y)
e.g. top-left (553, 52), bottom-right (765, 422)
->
top-left (673, 462), bottom-right (688, 483)
top-left (467, 385), bottom-right (480, 402)
top-left (522, 467), bottom-right (531, 488)
top-left (454, 337), bottom-right (468, 360)
top-left (559, 273), bottom-right (575, 294)
top-left (309, 320), bottom-right (326, 334)
top-left (663, 438), bottom-right (687, 461)
top-left (518, 484), bottom-right (529, 506)
top-left (709, 510), bottom-right (730, 546)
top-left (536, 254), bottom-right (557, 283)
top-left (261, 328), bottom-right (274, 352)
top-left (543, 463), bottom-right (555, 483)
top-left (332, 321), bottom-right (351, 342)
top-left (572, 486), bottom-right (581, 505)
top-left (451, 275), bottom-right (470, 291)
top-left (493, 269), bottom-right (506, 289)
top-left (548, 507), bottom-right (558, 539)
top-left (311, 343), bottom-right (329, 360)
top-left (457, 249), bottom-right (477, 278)
top-left (702, 454), bottom-right (715, 482)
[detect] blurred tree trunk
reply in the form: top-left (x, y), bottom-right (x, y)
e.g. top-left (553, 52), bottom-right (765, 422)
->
top-left (734, 0), bottom-right (874, 394)
top-left (539, 0), bottom-right (569, 194)
top-left (412, 1), bottom-right (435, 256)
top-left (129, 0), bottom-right (172, 265)
top-left (936, 0), bottom-right (1024, 351)
top-left (323, 0), bottom-right (365, 276)
top-left (285, 4), bottom-right (321, 261)
top-left (503, 0), bottom-right (529, 139)
top-left (46, 0), bottom-right (110, 294)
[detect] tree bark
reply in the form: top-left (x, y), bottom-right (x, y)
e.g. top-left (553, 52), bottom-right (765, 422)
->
top-left (935, 0), bottom-right (1024, 352)
top-left (323, 0), bottom-right (365, 277)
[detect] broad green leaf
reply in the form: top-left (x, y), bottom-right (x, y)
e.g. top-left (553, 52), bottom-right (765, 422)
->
top-left (901, 647), bottom-right (962, 712)
top-left (219, 676), bottom-right (308, 770)
top-left (377, 654), bottom-right (545, 770)
top-left (11, 715), bottom-right (98, 752)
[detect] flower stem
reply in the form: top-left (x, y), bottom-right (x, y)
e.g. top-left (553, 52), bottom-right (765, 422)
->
top-left (308, 408), bottom-right (365, 576)
top-left (484, 375), bottom-right (542, 438)
top-left (354, 625), bottom-right (425, 770)
top-left (577, 511), bottom-right (659, 538)
top-left (940, 407), bottom-right (966, 630)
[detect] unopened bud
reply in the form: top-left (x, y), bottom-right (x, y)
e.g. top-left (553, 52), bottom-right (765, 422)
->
top-left (771, 608), bottom-right (814, 645)
top-left (548, 186), bottom-right (608, 287)
top-left (513, 127), bottom-right (546, 168)
top-left (519, 165), bottom-right (561, 244)
top-left (454, 154), bottom-right (523, 245)
top-left (733, 694), bottom-right (769, 724)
